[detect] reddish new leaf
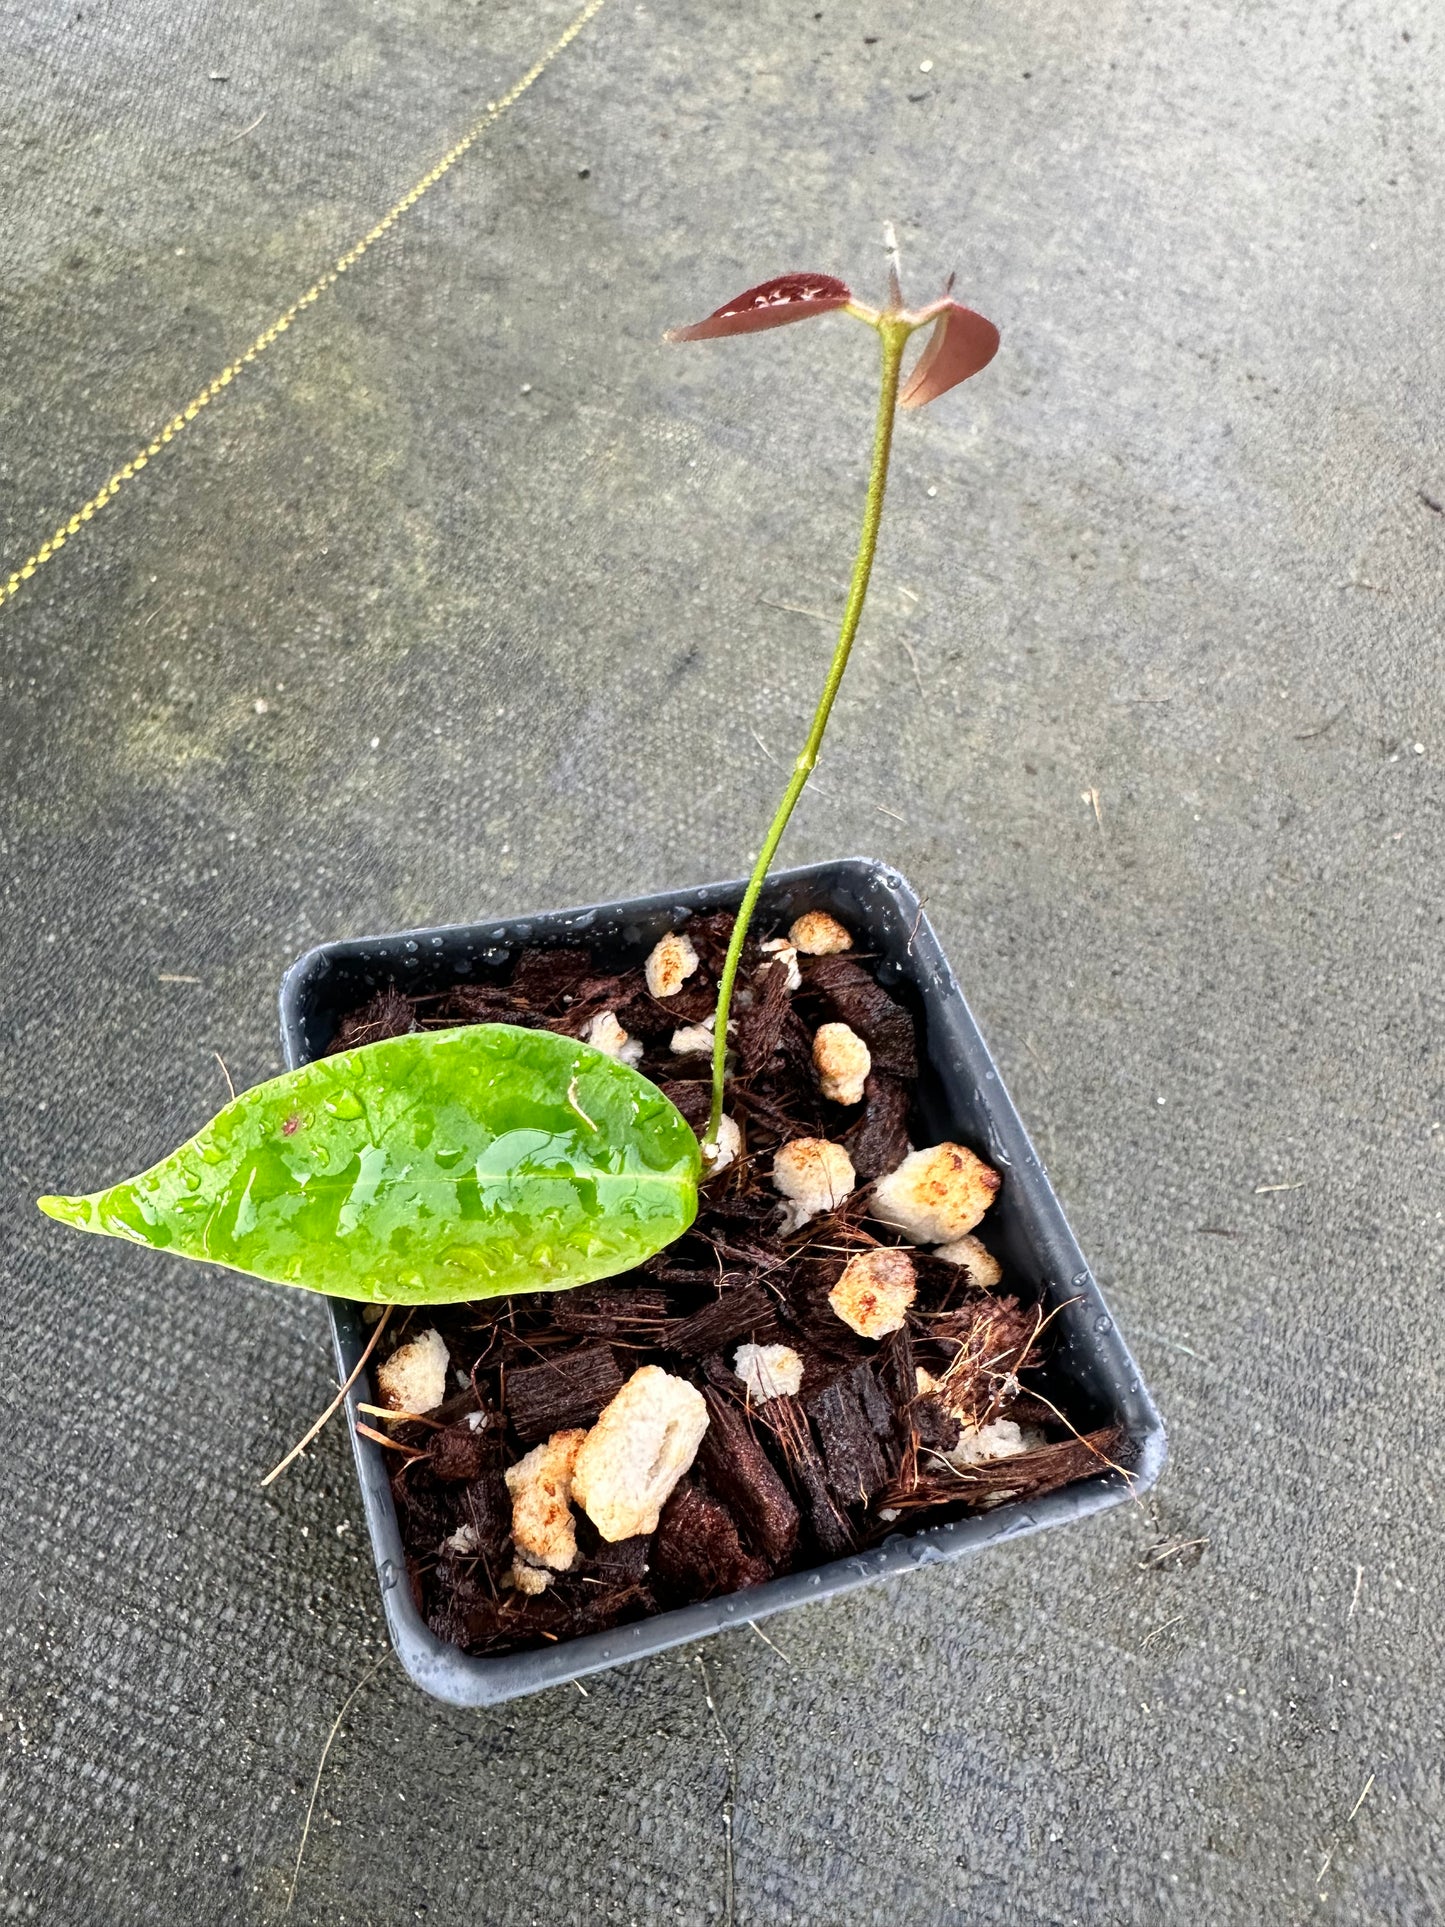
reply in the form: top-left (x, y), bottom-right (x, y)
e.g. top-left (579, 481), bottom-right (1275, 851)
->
top-left (666, 273), bottom-right (854, 341)
top-left (899, 301), bottom-right (1000, 408)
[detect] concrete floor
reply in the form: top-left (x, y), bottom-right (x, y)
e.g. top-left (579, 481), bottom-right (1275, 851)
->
top-left (3, 1), bottom-right (1443, 1920)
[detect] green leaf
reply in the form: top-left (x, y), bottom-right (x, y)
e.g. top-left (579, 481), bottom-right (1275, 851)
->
top-left (38, 1024), bottom-right (700, 1305)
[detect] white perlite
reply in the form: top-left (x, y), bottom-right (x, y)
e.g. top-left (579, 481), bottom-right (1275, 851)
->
top-left (504, 1427), bottom-right (587, 1572)
top-left (670, 1016), bottom-right (717, 1057)
top-left (510, 1558), bottom-right (553, 1596)
top-left (704, 1113), bottom-right (742, 1174)
top-left (645, 929), bottom-right (700, 999)
top-left (582, 1009), bottom-right (643, 1068)
top-left (789, 910), bottom-right (853, 955)
top-left (759, 938), bottom-right (802, 991)
top-left (374, 1328), bottom-right (450, 1416)
top-left (812, 1020), bottom-right (871, 1106)
top-left (871, 1142), bottom-right (1001, 1244)
top-left (828, 1246), bottom-right (917, 1338)
top-left (944, 1418), bottom-right (1031, 1469)
top-left (933, 1232), bottom-right (1002, 1288)
top-left (571, 1366), bottom-right (709, 1542)
top-left (732, 1342), bottom-right (804, 1402)
top-left (772, 1137), bottom-right (856, 1232)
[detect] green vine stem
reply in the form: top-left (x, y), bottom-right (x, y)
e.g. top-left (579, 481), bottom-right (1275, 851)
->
top-left (704, 311), bottom-right (913, 1152)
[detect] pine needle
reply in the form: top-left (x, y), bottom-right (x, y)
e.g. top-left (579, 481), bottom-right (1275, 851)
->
top-left (286, 1650), bottom-right (390, 1910)
top-left (260, 1307), bottom-right (392, 1487)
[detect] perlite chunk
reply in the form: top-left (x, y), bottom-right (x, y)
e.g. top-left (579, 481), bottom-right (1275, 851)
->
top-left (645, 930), bottom-right (700, 999)
top-left (789, 910), bottom-right (853, 955)
top-left (771, 1137), bottom-right (856, 1233)
top-left (374, 1328), bottom-right (449, 1416)
top-left (582, 1009), bottom-right (644, 1068)
top-left (943, 1418), bottom-right (1031, 1469)
top-left (933, 1231), bottom-right (1003, 1288)
top-left (504, 1427), bottom-right (587, 1571)
top-left (871, 1142), bottom-right (1001, 1244)
top-left (759, 938), bottom-right (802, 990)
top-left (510, 1559), bottom-right (554, 1596)
top-left (732, 1341), bottom-right (804, 1402)
top-left (670, 1017), bottom-right (717, 1057)
top-left (827, 1246), bottom-right (916, 1338)
top-left (812, 1021), bottom-right (871, 1106)
top-left (571, 1367), bottom-right (709, 1542)
top-left (703, 1113), bottom-right (742, 1174)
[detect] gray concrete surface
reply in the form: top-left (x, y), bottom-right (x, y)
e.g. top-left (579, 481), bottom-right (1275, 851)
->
top-left (2, 0), bottom-right (1443, 1920)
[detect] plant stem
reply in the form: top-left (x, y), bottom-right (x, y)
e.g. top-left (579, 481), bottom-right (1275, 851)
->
top-left (706, 317), bottom-right (910, 1149)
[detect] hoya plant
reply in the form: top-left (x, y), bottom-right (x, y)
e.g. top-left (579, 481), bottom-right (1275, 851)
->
top-left (39, 231), bottom-right (998, 1310)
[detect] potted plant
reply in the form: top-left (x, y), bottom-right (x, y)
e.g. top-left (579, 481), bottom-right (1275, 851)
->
top-left (40, 235), bottom-right (1164, 1706)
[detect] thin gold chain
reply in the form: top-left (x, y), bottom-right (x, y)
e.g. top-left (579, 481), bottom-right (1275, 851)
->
top-left (0, 0), bottom-right (609, 617)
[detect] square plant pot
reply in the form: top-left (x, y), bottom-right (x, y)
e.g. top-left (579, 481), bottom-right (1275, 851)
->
top-left (279, 856), bottom-right (1165, 1707)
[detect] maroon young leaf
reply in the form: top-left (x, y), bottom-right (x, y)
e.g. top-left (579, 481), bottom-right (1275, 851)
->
top-left (899, 300), bottom-right (1000, 408)
top-left (666, 273), bottom-right (854, 342)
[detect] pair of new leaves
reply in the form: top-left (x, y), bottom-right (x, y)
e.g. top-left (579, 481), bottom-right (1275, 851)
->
top-left (40, 269), bottom-right (999, 1305)
top-left (668, 268), bottom-right (998, 409)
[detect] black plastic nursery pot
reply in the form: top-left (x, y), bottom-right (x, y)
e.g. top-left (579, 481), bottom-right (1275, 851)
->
top-left (279, 857), bottom-right (1165, 1707)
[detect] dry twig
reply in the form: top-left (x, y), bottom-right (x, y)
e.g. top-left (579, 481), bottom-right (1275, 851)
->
top-left (286, 1650), bottom-right (390, 1910)
top-left (749, 1620), bottom-right (795, 1668)
top-left (261, 1307), bottom-right (393, 1487)
top-left (1348, 1564), bottom-right (1364, 1620)
top-left (354, 1421), bottom-right (424, 1458)
top-left (1316, 1770), bottom-right (1376, 1883)
top-left (697, 1656), bottom-right (736, 1927)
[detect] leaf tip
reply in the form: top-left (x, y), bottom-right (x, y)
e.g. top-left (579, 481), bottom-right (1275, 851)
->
top-left (37, 1191), bottom-right (92, 1230)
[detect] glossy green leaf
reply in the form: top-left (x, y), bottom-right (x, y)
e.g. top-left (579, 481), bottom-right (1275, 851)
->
top-left (38, 1025), bottom-right (700, 1305)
